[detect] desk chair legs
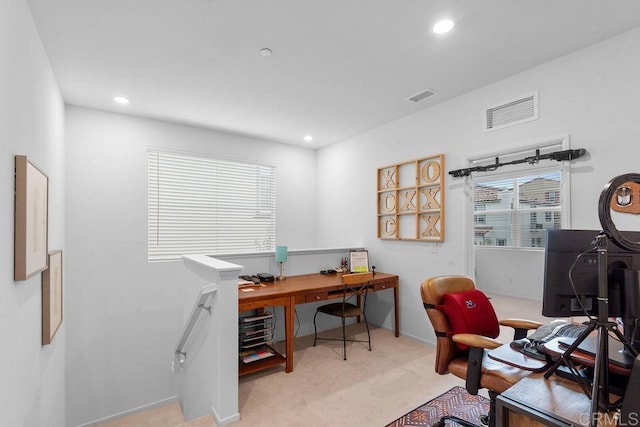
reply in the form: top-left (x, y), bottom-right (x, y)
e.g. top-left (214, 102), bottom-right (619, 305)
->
top-left (341, 316), bottom-right (346, 361)
top-left (433, 416), bottom-right (485, 427)
top-left (434, 393), bottom-right (493, 427)
top-left (313, 272), bottom-right (373, 360)
top-left (312, 312), bottom-right (372, 360)
top-left (363, 312), bottom-right (371, 351)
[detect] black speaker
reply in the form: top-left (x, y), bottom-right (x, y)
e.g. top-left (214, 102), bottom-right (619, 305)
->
top-left (620, 354), bottom-right (640, 425)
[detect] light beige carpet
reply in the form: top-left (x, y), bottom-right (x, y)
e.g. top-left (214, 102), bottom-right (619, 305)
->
top-left (238, 326), bottom-right (446, 426)
top-left (236, 292), bottom-right (547, 426)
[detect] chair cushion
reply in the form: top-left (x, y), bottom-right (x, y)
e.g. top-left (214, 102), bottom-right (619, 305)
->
top-left (421, 276), bottom-right (475, 374)
top-left (317, 302), bottom-right (362, 317)
top-left (439, 289), bottom-right (499, 350)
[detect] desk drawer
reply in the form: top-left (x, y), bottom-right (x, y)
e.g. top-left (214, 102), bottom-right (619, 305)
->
top-left (305, 292), bottom-right (329, 303)
top-left (373, 281), bottom-right (393, 291)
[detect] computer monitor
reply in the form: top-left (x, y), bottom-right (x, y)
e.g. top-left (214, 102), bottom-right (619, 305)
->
top-left (542, 229), bottom-right (640, 350)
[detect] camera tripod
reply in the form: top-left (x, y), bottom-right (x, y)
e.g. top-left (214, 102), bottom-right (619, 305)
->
top-left (544, 233), bottom-right (639, 426)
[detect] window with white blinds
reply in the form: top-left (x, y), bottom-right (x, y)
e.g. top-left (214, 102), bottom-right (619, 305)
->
top-left (473, 169), bottom-right (562, 249)
top-left (148, 149), bottom-right (276, 261)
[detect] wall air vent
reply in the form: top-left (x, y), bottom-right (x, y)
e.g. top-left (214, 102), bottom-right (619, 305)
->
top-left (408, 89), bottom-right (437, 103)
top-left (485, 92), bottom-right (538, 132)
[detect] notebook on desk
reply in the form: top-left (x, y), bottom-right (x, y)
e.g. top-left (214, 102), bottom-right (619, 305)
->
top-left (558, 335), bottom-right (636, 369)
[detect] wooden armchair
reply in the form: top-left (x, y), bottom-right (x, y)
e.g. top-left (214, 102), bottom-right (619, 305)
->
top-left (421, 275), bottom-right (543, 426)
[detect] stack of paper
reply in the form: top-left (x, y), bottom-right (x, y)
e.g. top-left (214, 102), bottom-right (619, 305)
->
top-left (240, 347), bottom-right (275, 364)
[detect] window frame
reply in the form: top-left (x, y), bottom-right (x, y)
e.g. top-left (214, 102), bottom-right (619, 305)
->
top-left (471, 165), bottom-right (567, 250)
top-left (464, 136), bottom-right (572, 260)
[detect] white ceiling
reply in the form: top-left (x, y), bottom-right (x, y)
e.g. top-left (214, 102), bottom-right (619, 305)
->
top-left (26, 0), bottom-right (640, 148)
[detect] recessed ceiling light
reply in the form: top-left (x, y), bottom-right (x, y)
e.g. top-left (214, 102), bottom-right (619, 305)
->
top-left (303, 135), bottom-right (313, 142)
top-left (260, 48), bottom-right (273, 57)
top-left (113, 96), bottom-right (129, 105)
top-left (432, 19), bottom-right (454, 34)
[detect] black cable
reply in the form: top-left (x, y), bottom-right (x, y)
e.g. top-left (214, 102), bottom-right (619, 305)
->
top-left (608, 319), bottom-right (638, 346)
top-left (568, 246), bottom-right (598, 319)
top-left (294, 308), bottom-right (300, 338)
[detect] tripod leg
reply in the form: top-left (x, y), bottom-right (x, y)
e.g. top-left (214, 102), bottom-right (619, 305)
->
top-left (544, 321), bottom-right (596, 379)
top-left (611, 325), bottom-right (640, 358)
top-left (590, 326), bottom-right (610, 422)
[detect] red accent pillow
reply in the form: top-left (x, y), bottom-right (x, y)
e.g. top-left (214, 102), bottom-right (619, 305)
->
top-left (439, 289), bottom-right (499, 350)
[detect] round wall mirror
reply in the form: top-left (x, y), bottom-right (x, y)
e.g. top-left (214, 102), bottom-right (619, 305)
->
top-left (598, 173), bottom-right (640, 252)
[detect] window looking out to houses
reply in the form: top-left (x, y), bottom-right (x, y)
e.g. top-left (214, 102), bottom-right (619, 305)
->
top-left (473, 170), bottom-right (562, 249)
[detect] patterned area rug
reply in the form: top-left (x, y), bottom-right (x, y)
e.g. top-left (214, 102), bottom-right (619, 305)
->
top-left (386, 386), bottom-right (489, 426)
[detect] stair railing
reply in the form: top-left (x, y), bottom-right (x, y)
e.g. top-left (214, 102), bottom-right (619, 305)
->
top-left (172, 284), bottom-right (217, 372)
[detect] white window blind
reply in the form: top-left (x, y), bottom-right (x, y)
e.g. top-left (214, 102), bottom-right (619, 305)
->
top-left (473, 169), bottom-right (562, 249)
top-left (148, 149), bottom-right (276, 261)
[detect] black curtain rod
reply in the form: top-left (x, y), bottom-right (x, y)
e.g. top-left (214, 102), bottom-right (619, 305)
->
top-left (448, 148), bottom-right (587, 178)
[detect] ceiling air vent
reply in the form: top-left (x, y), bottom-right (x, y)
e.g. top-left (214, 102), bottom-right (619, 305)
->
top-left (408, 89), bottom-right (437, 103)
top-left (485, 92), bottom-right (538, 132)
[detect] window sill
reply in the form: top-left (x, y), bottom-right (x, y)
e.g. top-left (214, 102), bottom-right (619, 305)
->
top-left (149, 246), bottom-right (364, 263)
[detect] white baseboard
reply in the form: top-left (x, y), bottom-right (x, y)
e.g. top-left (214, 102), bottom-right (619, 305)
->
top-left (211, 405), bottom-right (240, 426)
top-left (75, 396), bottom-right (179, 427)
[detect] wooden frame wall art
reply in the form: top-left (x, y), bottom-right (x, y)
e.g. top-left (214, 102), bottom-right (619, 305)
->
top-left (15, 155), bottom-right (49, 280)
top-left (377, 154), bottom-right (445, 241)
top-left (42, 250), bottom-right (63, 345)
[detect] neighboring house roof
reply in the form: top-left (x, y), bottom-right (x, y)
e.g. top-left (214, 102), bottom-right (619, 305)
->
top-left (474, 185), bottom-right (501, 203)
top-left (519, 177), bottom-right (560, 205)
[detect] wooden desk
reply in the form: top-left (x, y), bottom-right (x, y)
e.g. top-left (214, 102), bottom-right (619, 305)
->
top-left (496, 373), bottom-right (617, 426)
top-left (238, 272), bottom-right (399, 376)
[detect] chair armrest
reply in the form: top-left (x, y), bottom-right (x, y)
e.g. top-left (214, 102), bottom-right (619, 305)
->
top-left (499, 318), bottom-right (542, 330)
top-left (500, 318), bottom-right (543, 340)
top-left (452, 333), bottom-right (502, 395)
top-left (452, 333), bottom-right (502, 350)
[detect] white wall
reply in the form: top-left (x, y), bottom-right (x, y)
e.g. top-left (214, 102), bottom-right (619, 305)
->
top-left (13, 7), bottom-right (640, 424)
top-left (0, 0), bottom-right (66, 425)
top-left (316, 27), bottom-right (640, 343)
top-left (64, 106), bottom-right (318, 425)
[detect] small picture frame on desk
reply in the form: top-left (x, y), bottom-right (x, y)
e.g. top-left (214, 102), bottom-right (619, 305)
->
top-left (349, 250), bottom-right (369, 273)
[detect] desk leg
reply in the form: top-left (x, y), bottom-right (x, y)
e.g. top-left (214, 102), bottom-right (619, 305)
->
top-left (393, 285), bottom-right (399, 337)
top-left (284, 296), bottom-right (294, 373)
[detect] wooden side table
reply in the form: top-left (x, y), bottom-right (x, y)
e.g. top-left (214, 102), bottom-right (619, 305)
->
top-left (496, 373), bottom-right (617, 426)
